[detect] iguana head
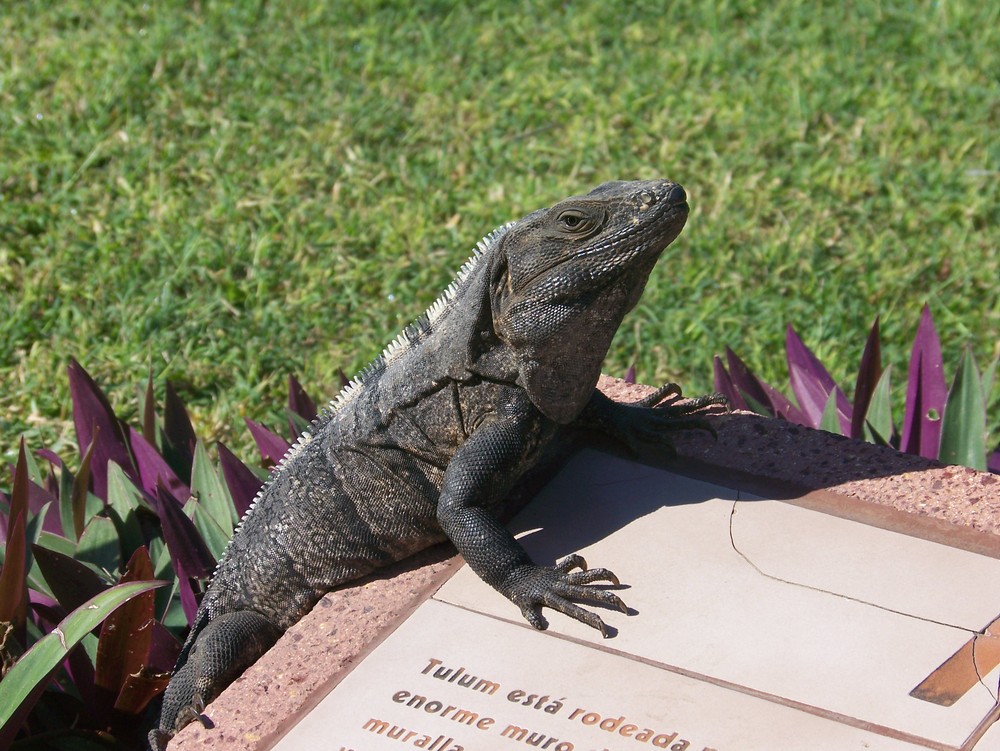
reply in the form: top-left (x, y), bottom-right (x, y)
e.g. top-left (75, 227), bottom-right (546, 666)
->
top-left (491, 179), bottom-right (689, 423)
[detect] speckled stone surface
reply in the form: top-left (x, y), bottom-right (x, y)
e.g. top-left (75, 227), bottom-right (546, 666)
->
top-left (166, 545), bottom-right (462, 750)
top-left (167, 377), bottom-right (1000, 750)
top-left (597, 376), bottom-right (1000, 541)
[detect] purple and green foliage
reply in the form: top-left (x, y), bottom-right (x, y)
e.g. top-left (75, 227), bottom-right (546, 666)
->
top-left (0, 362), bottom-right (317, 746)
top-left (714, 306), bottom-right (999, 472)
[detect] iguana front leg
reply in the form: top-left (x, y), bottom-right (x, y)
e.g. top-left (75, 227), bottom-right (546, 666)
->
top-left (437, 403), bottom-right (627, 637)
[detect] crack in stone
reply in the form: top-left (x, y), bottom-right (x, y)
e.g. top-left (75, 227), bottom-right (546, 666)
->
top-left (725, 495), bottom-right (986, 649)
top-left (728, 495), bottom-right (1000, 707)
top-left (971, 628), bottom-right (1000, 703)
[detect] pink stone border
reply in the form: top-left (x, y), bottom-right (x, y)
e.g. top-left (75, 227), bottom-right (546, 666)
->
top-left (168, 377), bottom-right (1000, 750)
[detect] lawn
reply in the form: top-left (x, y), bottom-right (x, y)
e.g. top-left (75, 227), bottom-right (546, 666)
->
top-left (2, 0), bottom-right (998, 470)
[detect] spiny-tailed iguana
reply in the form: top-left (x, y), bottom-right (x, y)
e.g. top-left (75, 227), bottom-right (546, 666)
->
top-left (151, 179), bottom-right (723, 748)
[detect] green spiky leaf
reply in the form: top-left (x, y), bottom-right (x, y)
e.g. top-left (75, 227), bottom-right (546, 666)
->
top-left (819, 390), bottom-right (844, 434)
top-left (863, 365), bottom-right (895, 445)
top-left (184, 497), bottom-right (231, 562)
top-left (939, 348), bottom-right (987, 470)
top-left (76, 515), bottom-right (122, 576)
top-left (190, 440), bottom-right (237, 532)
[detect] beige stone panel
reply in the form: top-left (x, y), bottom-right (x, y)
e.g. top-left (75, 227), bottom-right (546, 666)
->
top-left (274, 599), bottom-right (931, 751)
top-left (436, 451), bottom-right (1000, 747)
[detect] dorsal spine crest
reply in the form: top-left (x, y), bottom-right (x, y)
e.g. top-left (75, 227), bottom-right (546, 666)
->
top-left (215, 221), bottom-right (513, 573)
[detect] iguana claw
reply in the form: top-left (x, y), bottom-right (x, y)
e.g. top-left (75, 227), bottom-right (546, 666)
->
top-left (580, 383), bottom-right (728, 457)
top-left (507, 554), bottom-right (628, 638)
top-left (637, 382), bottom-right (730, 416)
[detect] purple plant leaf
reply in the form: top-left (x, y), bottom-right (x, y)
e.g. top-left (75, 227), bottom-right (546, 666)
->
top-left (721, 347), bottom-right (808, 423)
top-left (115, 669), bottom-right (171, 714)
top-left (623, 364), bottom-right (637, 385)
top-left (30, 601), bottom-right (65, 629)
top-left (760, 381), bottom-right (809, 425)
top-left (0, 511), bottom-right (27, 632)
top-left (96, 547), bottom-right (155, 696)
top-left (148, 619), bottom-right (183, 673)
top-left (36, 447), bottom-right (67, 487)
top-left (29, 600), bottom-right (65, 638)
top-left (245, 418), bottom-right (291, 467)
top-left (7, 439), bottom-right (29, 540)
top-left (724, 347), bottom-right (773, 414)
top-left (142, 371), bottom-right (157, 447)
top-left (288, 374), bottom-right (318, 422)
top-left (901, 305), bottom-right (947, 459)
top-left (218, 442), bottom-right (263, 518)
top-left (989, 449), bottom-right (1000, 474)
top-left (0, 441), bottom-right (30, 634)
top-left (130, 427), bottom-right (190, 501)
top-left (176, 572), bottom-right (199, 626)
top-left (44, 462), bottom-right (59, 500)
top-left (786, 325), bottom-right (852, 433)
top-left (287, 375), bottom-right (318, 441)
top-left (65, 638), bottom-right (98, 714)
top-left (114, 617), bottom-right (180, 713)
top-left (28, 588), bottom-right (63, 638)
top-left (27, 477), bottom-right (63, 535)
top-left (68, 359), bottom-right (137, 499)
top-left (35, 448), bottom-right (62, 466)
top-left (851, 318), bottom-right (883, 440)
top-left (153, 484), bottom-right (215, 624)
top-left (28, 587), bottom-right (62, 615)
top-left (153, 484), bottom-right (215, 580)
top-left (712, 357), bottom-right (746, 410)
top-left (31, 543), bottom-right (107, 616)
top-left (163, 381), bottom-right (196, 483)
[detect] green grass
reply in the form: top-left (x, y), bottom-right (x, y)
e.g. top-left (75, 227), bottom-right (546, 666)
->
top-left (2, 0), bottom-right (998, 469)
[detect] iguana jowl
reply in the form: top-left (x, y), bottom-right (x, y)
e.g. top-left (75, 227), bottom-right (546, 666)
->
top-left (152, 179), bottom-right (719, 747)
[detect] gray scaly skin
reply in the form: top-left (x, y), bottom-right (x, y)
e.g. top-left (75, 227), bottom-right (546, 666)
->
top-left (151, 179), bottom-right (724, 749)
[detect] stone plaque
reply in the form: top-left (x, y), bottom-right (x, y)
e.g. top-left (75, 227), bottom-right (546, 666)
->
top-left (273, 450), bottom-right (1000, 750)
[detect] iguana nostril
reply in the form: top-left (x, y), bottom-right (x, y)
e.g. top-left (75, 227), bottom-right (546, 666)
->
top-left (666, 184), bottom-right (686, 205)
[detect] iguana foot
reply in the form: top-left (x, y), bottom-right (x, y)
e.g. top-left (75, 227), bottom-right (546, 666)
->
top-left (635, 382), bottom-right (730, 416)
top-left (580, 384), bottom-right (728, 456)
top-left (149, 696), bottom-right (212, 751)
top-left (152, 611), bottom-right (281, 749)
top-left (506, 554), bottom-right (628, 638)
top-left (174, 692), bottom-right (210, 729)
top-left (148, 729), bottom-right (170, 751)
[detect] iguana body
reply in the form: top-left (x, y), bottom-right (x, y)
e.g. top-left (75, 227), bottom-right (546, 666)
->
top-left (152, 179), bottom-right (718, 748)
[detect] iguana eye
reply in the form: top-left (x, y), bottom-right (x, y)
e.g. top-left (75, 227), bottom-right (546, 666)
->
top-left (557, 210), bottom-right (593, 233)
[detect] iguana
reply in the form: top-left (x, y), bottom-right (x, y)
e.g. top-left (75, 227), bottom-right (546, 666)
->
top-left (151, 179), bottom-right (723, 748)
